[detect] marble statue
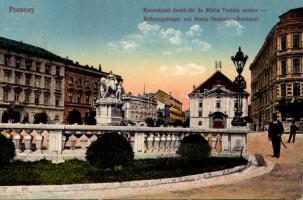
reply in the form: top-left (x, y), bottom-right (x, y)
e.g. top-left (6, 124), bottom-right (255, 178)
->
top-left (99, 71), bottom-right (123, 100)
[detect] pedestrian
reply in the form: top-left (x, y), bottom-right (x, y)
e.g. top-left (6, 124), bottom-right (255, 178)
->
top-left (268, 113), bottom-right (284, 158)
top-left (287, 120), bottom-right (297, 143)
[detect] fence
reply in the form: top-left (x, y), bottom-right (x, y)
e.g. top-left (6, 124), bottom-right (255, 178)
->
top-left (0, 123), bottom-right (248, 163)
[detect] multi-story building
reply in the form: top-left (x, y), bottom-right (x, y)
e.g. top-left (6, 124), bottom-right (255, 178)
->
top-left (153, 90), bottom-right (184, 124)
top-left (64, 63), bottom-right (122, 123)
top-left (188, 70), bottom-right (249, 129)
top-left (0, 37), bottom-right (66, 123)
top-left (122, 94), bottom-right (157, 123)
top-left (250, 7), bottom-right (303, 130)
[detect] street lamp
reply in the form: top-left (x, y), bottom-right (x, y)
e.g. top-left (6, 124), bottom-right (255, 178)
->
top-left (231, 47), bottom-right (248, 126)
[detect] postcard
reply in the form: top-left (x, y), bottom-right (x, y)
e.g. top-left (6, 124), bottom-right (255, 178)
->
top-left (0, 0), bottom-right (302, 199)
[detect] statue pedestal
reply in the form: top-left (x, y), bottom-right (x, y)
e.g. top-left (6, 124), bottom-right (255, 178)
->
top-left (95, 98), bottom-right (123, 126)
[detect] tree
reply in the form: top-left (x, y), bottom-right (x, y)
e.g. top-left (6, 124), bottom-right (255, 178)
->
top-left (276, 98), bottom-right (303, 121)
top-left (67, 109), bottom-right (82, 124)
top-left (145, 117), bottom-right (155, 127)
top-left (1, 108), bottom-right (20, 123)
top-left (33, 112), bottom-right (48, 124)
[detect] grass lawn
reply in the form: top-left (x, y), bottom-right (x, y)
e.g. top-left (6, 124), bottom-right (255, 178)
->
top-left (0, 157), bottom-right (248, 185)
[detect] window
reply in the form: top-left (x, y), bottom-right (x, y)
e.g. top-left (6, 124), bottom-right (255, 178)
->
top-left (34, 93), bottom-right (40, 105)
top-left (25, 91), bottom-right (30, 103)
top-left (68, 92), bottom-right (73, 102)
top-left (93, 82), bottom-right (98, 89)
top-left (293, 58), bottom-right (301, 74)
top-left (35, 76), bottom-right (41, 87)
top-left (85, 94), bottom-right (90, 104)
top-left (216, 101), bottom-right (221, 109)
top-left (198, 111), bottom-right (202, 117)
top-left (3, 89), bottom-right (8, 101)
top-left (281, 83), bottom-right (286, 97)
top-left (55, 96), bottom-right (60, 106)
top-left (85, 80), bottom-right (90, 88)
top-left (26, 60), bottom-right (32, 70)
top-left (56, 66), bottom-right (60, 76)
top-left (294, 82), bottom-right (300, 96)
top-left (15, 57), bottom-right (21, 68)
top-left (4, 70), bottom-right (11, 82)
top-left (14, 92), bottom-right (20, 101)
top-left (56, 80), bottom-right (61, 90)
top-left (36, 63), bottom-right (41, 72)
top-left (78, 79), bottom-right (83, 87)
top-left (199, 102), bottom-right (202, 108)
top-left (198, 121), bottom-right (202, 126)
top-left (281, 60), bottom-right (287, 77)
top-left (25, 75), bottom-right (31, 86)
top-left (281, 35), bottom-right (286, 50)
top-left (44, 94), bottom-right (49, 105)
top-left (15, 72), bottom-right (21, 84)
top-left (4, 54), bottom-right (10, 66)
top-left (77, 93), bottom-right (82, 103)
top-left (44, 77), bottom-right (51, 89)
top-left (45, 64), bottom-right (50, 74)
top-left (69, 77), bottom-right (74, 85)
top-left (293, 33), bottom-right (300, 49)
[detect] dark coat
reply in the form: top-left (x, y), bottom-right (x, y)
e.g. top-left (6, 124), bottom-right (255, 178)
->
top-left (268, 121), bottom-right (284, 139)
top-left (290, 124), bottom-right (297, 134)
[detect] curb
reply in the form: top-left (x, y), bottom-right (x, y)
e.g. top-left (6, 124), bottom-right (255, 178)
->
top-left (0, 158), bottom-right (274, 199)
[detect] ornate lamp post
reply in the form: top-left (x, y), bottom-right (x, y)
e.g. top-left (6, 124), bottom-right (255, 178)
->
top-left (231, 47), bottom-right (248, 126)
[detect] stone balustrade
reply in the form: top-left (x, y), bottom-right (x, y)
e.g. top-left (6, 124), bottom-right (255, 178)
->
top-left (0, 123), bottom-right (248, 163)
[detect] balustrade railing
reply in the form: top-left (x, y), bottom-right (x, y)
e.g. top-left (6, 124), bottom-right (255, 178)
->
top-left (0, 124), bottom-right (248, 162)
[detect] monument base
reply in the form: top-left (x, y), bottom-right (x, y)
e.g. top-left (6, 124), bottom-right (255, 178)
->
top-left (95, 99), bottom-right (123, 126)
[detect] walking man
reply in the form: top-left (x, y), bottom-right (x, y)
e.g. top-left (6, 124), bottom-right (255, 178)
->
top-left (268, 113), bottom-right (284, 158)
top-left (287, 120), bottom-right (297, 143)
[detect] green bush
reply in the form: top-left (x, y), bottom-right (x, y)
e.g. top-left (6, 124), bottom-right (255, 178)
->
top-left (86, 132), bottom-right (134, 168)
top-left (177, 134), bottom-right (211, 163)
top-left (0, 134), bottom-right (16, 165)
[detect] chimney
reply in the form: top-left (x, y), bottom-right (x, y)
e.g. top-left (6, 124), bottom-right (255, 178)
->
top-left (193, 85), bottom-right (196, 90)
top-left (99, 64), bottom-right (102, 71)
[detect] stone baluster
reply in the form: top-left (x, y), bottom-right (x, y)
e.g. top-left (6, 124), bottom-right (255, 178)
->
top-left (165, 133), bottom-right (172, 152)
top-left (34, 131), bottom-right (43, 152)
top-left (145, 133), bottom-right (154, 153)
top-left (62, 135), bottom-right (66, 149)
top-left (211, 135), bottom-right (217, 153)
top-left (85, 131), bottom-right (92, 147)
top-left (129, 132), bottom-right (135, 149)
top-left (69, 134), bottom-right (76, 150)
top-left (153, 133), bottom-right (161, 152)
top-left (170, 133), bottom-right (176, 153)
top-left (174, 133), bottom-right (182, 151)
top-left (80, 134), bottom-right (88, 149)
top-left (11, 130), bottom-right (20, 153)
top-left (159, 133), bottom-right (166, 151)
top-left (22, 130), bottom-right (32, 153)
top-left (41, 130), bottom-right (49, 150)
top-left (90, 134), bottom-right (98, 144)
top-left (75, 131), bottom-right (81, 149)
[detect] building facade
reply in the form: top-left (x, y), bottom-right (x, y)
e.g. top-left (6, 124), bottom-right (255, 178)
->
top-left (250, 7), bottom-right (303, 130)
top-left (0, 37), bottom-right (66, 124)
top-left (153, 90), bottom-right (184, 124)
top-left (189, 71), bottom-right (249, 129)
top-left (64, 63), bottom-right (122, 123)
top-left (122, 94), bottom-right (157, 123)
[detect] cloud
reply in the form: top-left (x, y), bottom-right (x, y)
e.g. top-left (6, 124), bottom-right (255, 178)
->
top-left (217, 21), bottom-right (244, 35)
top-left (159, 28), bottom-right (182, 45)
top-left (108, 22), bottom-right (211, 53)
top-left (138, 22), bottom-right (160, 33)
top-left (186, 24), bottom-right (202, 37)
top-left (160, 63), bottom-right (206, 76)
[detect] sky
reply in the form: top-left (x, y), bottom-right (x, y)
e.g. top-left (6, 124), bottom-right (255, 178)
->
top-left (0, 0), bottom-right (302, 110)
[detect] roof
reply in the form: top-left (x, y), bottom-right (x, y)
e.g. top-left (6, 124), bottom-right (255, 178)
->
top-left (279, 7), bottom-right (303, 18)
top-left (0, 37), bottom-right (66, 62)
top-left (154, 90), bottom-right (182, 105)
top-left (191, 71), bottom-right (236, 93)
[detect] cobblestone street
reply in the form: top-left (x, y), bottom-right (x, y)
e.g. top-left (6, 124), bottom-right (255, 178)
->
top-left (130, 133), bottom-right (303, 199)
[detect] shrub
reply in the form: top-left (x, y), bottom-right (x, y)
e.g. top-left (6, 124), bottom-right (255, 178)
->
top-left (86, 132), bottom-right (134, 168)
top-left (255, 153), bottom-right (267, 166)
top-left (177, 134), bottom-right (211, 163)
top-left (0, 134), bottom-right (16, 165)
